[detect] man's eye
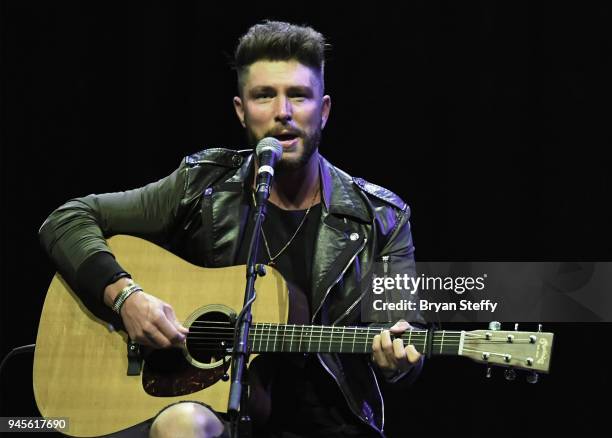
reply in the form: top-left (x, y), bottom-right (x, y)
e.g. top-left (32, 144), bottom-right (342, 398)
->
top-left (255, 94), bottom-right (273, 99)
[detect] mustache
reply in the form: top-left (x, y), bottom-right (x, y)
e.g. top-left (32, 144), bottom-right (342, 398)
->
top-left (265, 127), bottom-right (304, 137)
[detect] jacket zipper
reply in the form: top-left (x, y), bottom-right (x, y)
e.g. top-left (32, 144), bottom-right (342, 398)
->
top-left (338, 256), bottom-right (393, 326)
top-left (313, 237), bottom-right (368, 322)
top-left (314, 236), bottom-right (385, 435)
top-left (336, 255), bottom-right (391, 325)
top-left (382, 255), bottom-right (390, 275)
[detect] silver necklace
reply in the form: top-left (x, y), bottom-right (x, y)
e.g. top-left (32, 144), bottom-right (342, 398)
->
top-left (251, 183), bottom-right (319, 267)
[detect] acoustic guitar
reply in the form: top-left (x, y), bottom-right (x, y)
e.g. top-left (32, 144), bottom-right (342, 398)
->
top-left (34, 235), bottom-right (554, 437)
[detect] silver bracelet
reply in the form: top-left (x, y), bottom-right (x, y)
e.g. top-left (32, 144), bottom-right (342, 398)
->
top-left (112, 283), bottom-right (143, 314)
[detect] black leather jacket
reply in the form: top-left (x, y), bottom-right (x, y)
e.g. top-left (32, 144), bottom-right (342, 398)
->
top-left (40, 148), bottom-right (422, 436)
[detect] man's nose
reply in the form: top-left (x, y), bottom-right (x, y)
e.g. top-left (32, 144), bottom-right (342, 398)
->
top-left (274, 96), bottom-right (292, 122)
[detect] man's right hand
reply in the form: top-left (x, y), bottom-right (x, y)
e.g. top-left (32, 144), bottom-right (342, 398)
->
top-left (104, 279), bottom-right (189, 348)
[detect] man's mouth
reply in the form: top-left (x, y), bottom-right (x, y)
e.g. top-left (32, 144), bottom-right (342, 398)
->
top-left (273, 133), bottom-right (299, 141)
top-left (272, 132), bottom-right (300, 147)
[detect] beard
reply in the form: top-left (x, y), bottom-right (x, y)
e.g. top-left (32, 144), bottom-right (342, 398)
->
top-left (246, 123), bottom-right (322, 174)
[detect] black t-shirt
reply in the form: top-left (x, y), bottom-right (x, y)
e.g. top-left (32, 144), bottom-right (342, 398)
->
top-left (236, 200), bottom-right (374, 437)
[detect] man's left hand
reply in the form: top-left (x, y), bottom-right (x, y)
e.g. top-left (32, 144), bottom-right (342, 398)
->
top-left (371, 320), bottom-right (422, 379)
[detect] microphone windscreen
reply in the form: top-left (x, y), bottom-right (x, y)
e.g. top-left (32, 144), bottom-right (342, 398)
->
top-left (256, 137), bottom-right (283, 162)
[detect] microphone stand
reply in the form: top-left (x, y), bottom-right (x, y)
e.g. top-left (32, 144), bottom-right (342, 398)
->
top-left (228, 184), bottom-right (270, 438)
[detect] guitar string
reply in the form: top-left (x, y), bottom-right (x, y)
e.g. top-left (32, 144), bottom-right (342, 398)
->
top-left (185, 334), bottom-right (508, 342)
top-left (185, 336), bottom-right (531, 350)
top-left (187, 327), bottom-right (465, 335)
top-left (188, 322), bottom-right (513, 335)
top-left (185, 332), bottom-right (466, 340)
top-left (187, 336), bottom-right (493, 342)
top-left (184, 341), bottom-right (521, 348)
top-left (187, 323), bottom-right (465, 335)
top-left (184, 329), bottom-right (526, 341)
top-left (184, 338), bottom-right (522, 346)
top-left (188, 322), bottom-right (539, 338)
top-left (184, 329), bottom-right (522, 341)
top-left (186, 322), bottom-right (506, 338)
top-left (188, 329), bottom-right (462, 336)
top-left (188, 321), bottom-right (537, 336)
top-left (185, 332), bottom-right (514, 342)
top-left (186, 332), bottom-right (516, 341)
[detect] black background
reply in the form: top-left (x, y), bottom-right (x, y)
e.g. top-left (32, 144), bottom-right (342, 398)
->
top-left (1, 1), bottom-right (611, 437)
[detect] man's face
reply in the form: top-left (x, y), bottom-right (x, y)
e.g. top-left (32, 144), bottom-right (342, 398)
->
top-left (233, 60), bottom-right (331, 172)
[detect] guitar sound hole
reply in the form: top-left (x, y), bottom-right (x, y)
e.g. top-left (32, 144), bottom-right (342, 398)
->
top-left (141, 310), bottom-right (234, 397)
top-left (186, 311), bottom-right (233, 364)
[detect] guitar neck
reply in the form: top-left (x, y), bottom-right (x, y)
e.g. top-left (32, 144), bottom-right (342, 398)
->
top-left (248, 324), bottom-right (460, 356)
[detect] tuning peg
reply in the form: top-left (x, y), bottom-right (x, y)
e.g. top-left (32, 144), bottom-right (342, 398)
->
top-left (514, 323), bottom-right (519, 331)
top-left (526, 372), bottom-right (539, 384)
top-left (485, 367), bottom-right (492, 378)
top-left (504, 368), bottom-right (516, 381)
top-left (538, 324), bottom-right (542, 332)
top-left (488, 321), bottom-right (501, 331)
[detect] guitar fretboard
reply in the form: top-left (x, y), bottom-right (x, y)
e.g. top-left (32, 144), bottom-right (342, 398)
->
top-left (247, 324), bottom-right (461, 355)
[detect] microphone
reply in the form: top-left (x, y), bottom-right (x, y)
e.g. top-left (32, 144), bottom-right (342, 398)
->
top-left (254, 137), bottom-right (283, 205)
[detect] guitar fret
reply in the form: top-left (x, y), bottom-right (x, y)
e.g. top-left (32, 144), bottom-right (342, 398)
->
top-left (308, 326), bottom-right (312, 353)
top-left (282, 324), bottom-right (287, 352)
top-left (298, 325), bottom-right (304, 353)
top-left (273, 324), bottom-right (279, 352)
top-left (351, 328), bottom-right (356, 353)
top-left (259, 323), bottom-right (266, 351)
top-left (340, 326), bottom-right (345, 353)
top-left (440, 330), bottom-right (445, 354)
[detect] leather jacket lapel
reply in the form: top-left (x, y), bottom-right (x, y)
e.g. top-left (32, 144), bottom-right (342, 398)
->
top-left (311, 213), bottom-right (364, 322)
top-left (201, 154), bottom-right (254, 267)
top-left (311, 157), bottom-right (371, 322)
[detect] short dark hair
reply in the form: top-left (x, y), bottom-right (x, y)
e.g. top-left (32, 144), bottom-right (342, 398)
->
top-left (234, 20), bottom-right (328, 94)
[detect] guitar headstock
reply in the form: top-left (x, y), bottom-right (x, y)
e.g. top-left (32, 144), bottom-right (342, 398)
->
top-left (458, 323), bottom-right (554, 374)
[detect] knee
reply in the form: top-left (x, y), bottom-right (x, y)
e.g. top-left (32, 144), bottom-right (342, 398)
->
top-left (149, 402), bottom-right (224, 438)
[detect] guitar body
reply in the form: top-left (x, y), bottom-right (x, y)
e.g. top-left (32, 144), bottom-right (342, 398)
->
top-left (33, 235), bottom-right (289, 437)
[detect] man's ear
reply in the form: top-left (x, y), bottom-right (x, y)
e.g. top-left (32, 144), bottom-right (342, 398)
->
top-left (321, 95), bottom-right (332, 129)
top-left (233, 96), bottom-right (246, 128)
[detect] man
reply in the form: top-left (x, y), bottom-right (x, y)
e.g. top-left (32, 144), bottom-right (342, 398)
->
top-left (40, 21), bottom-right (423, 437)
